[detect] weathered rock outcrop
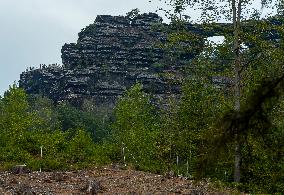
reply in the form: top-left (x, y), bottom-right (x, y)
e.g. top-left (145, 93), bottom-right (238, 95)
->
top-left (20, 12), bottom-right (282, 108)
top-left (20, 12), bottom-right (206, 108)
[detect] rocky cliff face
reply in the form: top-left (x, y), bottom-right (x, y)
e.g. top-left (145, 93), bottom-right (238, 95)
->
top-left (19, 12), bottom-right (208, 108)
top-left (19, 11), bottom-right (283, 108)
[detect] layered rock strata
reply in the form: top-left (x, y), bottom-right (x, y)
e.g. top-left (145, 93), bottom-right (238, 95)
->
top-left (20, 12), bottom-right (283, 109)
top-left (20, 13), bottom-right (204, 107)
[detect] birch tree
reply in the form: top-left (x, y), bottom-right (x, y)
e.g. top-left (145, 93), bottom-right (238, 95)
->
top-left (156, 0), bottom-right (282, 183)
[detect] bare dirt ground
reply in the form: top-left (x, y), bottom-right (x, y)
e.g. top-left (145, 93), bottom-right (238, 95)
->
top-left (0, 166), bottom-right (239, 194)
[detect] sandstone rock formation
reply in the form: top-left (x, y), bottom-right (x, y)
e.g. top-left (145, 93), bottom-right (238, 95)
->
top-left (20, 12), bottom-right (206, 108)
top-left (19, 13), bottom-right (283, 108)
top-left (19, 11), bottom-right (283, 108)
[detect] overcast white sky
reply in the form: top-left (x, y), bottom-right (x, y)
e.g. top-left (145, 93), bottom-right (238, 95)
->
top-left (0, 0), bottom-right (275, 96)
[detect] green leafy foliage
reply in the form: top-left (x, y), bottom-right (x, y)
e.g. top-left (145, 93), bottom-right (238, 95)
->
top-left (112, 83), bottom-right (165, 172)
top-left (0, 86), bottom-right (110, 170)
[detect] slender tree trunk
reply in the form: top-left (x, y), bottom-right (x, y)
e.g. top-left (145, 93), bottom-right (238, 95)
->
top-left (234, 136), bottom-right (241, 182)
top-left (232, 0), bottom-right (242, 183)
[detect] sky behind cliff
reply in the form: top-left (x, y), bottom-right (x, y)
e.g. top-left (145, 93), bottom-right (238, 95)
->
top-left (0, 0), bottom-right (274, 96)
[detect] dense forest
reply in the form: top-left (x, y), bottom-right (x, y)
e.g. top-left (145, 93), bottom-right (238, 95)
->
top-left (1, 0), bottom-right (284, 194)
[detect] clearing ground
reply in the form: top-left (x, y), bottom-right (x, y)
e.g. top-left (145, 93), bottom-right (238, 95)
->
top-left (0, 166), bottom-right (240, 194)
